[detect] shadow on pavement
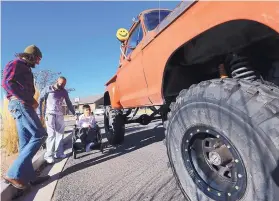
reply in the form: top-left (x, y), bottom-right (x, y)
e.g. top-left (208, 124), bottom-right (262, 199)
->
top-left (17, 121), bottom-right (165, 201)
top-left (58, 122), bottom-right (165, 179)
top-left (76, 121), bottom-right (161, 160)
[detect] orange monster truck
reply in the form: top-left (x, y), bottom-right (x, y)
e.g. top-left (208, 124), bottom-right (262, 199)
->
top-left (104, 1), bottom-right (279, 200)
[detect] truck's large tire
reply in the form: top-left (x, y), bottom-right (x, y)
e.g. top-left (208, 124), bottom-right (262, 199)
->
top-left (165, 78), bottom-right (279, 201)
top-left (104, 106), bottom-right (125, 145)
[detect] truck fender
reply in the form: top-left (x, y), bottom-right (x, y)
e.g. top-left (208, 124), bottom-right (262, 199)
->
top-left (105, 82), bottom-right (122, 109)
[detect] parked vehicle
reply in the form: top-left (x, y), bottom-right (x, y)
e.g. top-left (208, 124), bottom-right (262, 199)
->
top-left (104, 1), bottom-right (279, 200)
top-left (94, 107), bottom-right (105, 116)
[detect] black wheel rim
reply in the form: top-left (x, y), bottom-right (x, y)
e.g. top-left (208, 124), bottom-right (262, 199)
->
top-left (181, 125), bottom-right (247, 201)
top-left (104, 109), bottom-right (110, 133)
top-left (104, 109), bottom-right (113, 140)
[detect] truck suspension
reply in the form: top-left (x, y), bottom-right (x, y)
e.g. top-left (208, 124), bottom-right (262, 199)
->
top-left (225, 53), bottom-right (258, 81)
top-left (125, 107), bottom-right (162, 125)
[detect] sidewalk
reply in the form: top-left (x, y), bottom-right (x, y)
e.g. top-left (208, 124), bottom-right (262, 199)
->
top-left (1, 123), bottom-right (74, 201)
top-left (1, 147), bottom-right (46, 201)
top-left (15, 128), bottom-right (73, 201)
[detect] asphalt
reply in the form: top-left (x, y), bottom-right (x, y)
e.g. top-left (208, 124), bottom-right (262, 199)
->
top-left (52, 116), bottom-right (185, 201)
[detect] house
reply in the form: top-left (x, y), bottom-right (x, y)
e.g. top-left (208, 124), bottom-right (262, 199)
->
top-left (62, 94), bottom-right (104, 115)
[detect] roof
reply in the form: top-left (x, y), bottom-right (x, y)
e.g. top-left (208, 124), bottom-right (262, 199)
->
top-left (63, 94), bottom-right (103, 106)
top-left (72, 94), bottom-right (103, 105)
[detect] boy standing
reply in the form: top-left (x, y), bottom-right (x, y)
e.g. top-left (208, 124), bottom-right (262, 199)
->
top-left (37, 76), bottom-right (75, 163)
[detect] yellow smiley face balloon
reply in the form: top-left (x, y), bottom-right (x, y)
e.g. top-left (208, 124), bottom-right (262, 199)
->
top-left (116, 28), bottom-right (129, 42)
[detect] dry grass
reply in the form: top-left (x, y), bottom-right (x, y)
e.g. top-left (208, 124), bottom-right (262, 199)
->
top-left (1, 98), bottom-right (19, 154)
top-left (40, 101), bottom-right (46, 128)
top-left (1, 87), bottom-right (42, 154)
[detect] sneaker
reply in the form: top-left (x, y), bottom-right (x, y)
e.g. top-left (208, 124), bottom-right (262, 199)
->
top-left (3, 176), bottom-right (27, 189)
top-left (86, 142), bottom-right (94, 152)
top-left (45, 157), bottom-right (55, 164)
top-left (54, 153), bottom-right (67, 159)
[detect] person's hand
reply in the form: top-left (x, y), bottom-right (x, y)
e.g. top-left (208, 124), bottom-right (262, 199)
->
top-left (32, 99), bottom-right (39, 109)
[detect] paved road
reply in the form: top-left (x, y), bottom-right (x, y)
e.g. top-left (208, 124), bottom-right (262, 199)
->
top-left (52, 116), bottom-right (185, 201)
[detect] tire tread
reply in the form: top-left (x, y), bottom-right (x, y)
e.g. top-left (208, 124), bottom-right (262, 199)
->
top-left (164, 78), bottom-right (279, 201)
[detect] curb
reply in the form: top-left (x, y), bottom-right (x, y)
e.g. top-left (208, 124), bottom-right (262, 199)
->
top-left (1, 148), bottom-right (46, 201)
top-left (11, 129), bottom-right (74, 201)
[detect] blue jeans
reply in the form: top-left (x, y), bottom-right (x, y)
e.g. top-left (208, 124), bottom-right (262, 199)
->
top-left (7, 100), bottom-right (47, 184)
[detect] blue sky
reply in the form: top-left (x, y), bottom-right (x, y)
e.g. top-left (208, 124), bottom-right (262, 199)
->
top-left (1, 1), bottom-right (179, 99)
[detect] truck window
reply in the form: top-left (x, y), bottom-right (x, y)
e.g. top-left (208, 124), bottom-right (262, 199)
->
top-left (144, 10), bottom-right (172, 31)
top-left (125, 23), bottom-right (143, 56)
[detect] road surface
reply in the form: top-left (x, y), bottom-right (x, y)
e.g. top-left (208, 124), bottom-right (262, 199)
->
top-left (52, 116), bottom-right (185, 201)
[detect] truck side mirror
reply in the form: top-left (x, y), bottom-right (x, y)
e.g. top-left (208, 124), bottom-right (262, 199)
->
top-left (117, 28), bottom-right (131, 62)
top-left (119, 44), bottom-right (131, 62)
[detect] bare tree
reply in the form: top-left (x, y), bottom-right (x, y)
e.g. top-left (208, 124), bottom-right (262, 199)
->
top-left (33, 70), bottom-right (61, 91)
top-left (33, 70), bottom-right (75, 93)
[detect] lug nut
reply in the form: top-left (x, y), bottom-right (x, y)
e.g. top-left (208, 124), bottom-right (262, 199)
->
top-left (190, 133), bottom-right (193, 136)
top-left (207, 188), bottom-right (211, 191)
top-left (238, 174), bottom-right (242, 178)
top-left (235, 159), bottom-right (239, 163)
top-left (206, 130), bottom-right (209, 133)
top-left (217, 193), bottom-right (221, 196)
top-left (217, 135), bottom-right (220, 138)
top-left (227, 145), bottom-right (231, 148)
top-left (197, 129), bottom-right (200, 132)
top-left (228, 193), bottom-right (231, 196)
top-left (235, 186), bottom-right (239, 190)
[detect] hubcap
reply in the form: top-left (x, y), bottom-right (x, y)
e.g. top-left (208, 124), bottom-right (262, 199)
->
top-left (209, 151), bottom-right (222, 166)
top-left (181, 126), bottom-right (247, 201)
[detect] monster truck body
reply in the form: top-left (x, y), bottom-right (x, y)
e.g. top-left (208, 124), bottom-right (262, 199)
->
top-left (104, 1), bottom-right (279, 200)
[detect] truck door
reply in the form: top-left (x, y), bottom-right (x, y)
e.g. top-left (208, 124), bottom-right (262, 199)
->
top-left (117, 21), bottom-right (152, 108)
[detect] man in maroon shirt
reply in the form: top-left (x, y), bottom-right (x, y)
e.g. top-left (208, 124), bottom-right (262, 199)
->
top-left (2, 45), bottom-right (50, 189)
